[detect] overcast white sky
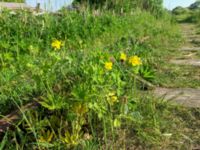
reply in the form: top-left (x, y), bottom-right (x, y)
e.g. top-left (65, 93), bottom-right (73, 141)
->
top-left (26, 0), bottom-right (196, 11)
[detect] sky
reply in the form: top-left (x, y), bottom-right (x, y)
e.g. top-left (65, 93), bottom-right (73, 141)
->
top-left (163, 0), bottom-right (196, 10)
top-left (26, 0), bottom-right (73, 11)
top-left (25, 0), bottom-right (197, 11)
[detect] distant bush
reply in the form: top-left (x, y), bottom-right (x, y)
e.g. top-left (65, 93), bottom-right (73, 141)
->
top-left (172, 1), bottom-right (200, 23)
top-left (186, 10), bottom-right (200, 23)
top-left (187, 1), bottom-right (200, 23)
top-left (189, 1), bottom-right (200, 10)
top-left (172, 6), bottom-right (189, 15)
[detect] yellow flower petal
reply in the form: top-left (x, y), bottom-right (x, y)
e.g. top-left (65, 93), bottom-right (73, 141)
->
top-left (120, 52), bottom-right (127, 61)
top-left (51, 39), bottom-right (62, 50)
top-left (128, 56), bottom-right (142, 66)
top-left (104, 62), bottom-right (113, 70)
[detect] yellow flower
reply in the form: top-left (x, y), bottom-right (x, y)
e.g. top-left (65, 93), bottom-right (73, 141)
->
top-left (128, 56), bottom-right (142, 66)
top-left (120, 52), bottom-right (127, 61)
top-left (51, 39), bottom-right (62, 50)
top-left (110, 96), bottom-right (118, 103)
top-left (104, 62), bottom-right (113, 70)
top-left (107, 92), bottom-right (118, 105)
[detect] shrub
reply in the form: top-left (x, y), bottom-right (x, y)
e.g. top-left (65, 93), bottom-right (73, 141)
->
top-left (172, 6), bottom-right (189, 15)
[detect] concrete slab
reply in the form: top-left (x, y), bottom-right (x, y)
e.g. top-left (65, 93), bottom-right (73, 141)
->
top-left (170, 59), bottom-right (200, 66)
top-left (180, 47), bottom-right (200, 51)
top-left (154, 87), bottom-right (200, 107)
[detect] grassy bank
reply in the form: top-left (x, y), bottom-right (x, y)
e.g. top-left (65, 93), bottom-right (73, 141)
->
top-left (1, 8), bottom-right (198, 149)
top-left (0, 9), bottom-right (180, 114)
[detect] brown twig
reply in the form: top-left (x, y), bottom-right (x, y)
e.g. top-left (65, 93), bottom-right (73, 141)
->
top-left (132, 74), bottom-right (155, 90)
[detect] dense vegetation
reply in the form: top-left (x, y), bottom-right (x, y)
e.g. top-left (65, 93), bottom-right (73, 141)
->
top-left (73, 0), bottom-right (163, 15)
top-left (0, 0), bottom-right (199, 149)
top-left (172, 1), bottom-right (200, 23)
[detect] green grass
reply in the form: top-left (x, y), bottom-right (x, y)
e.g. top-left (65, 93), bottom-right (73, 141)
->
top-left (0, 8), bottom-right (199, 149)
top-left (155, 63), bottom-right (200, 88)
top-left (0, 9), bottom-right (180, 114)
top-left (150, 45), bottom-right (200, 88)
